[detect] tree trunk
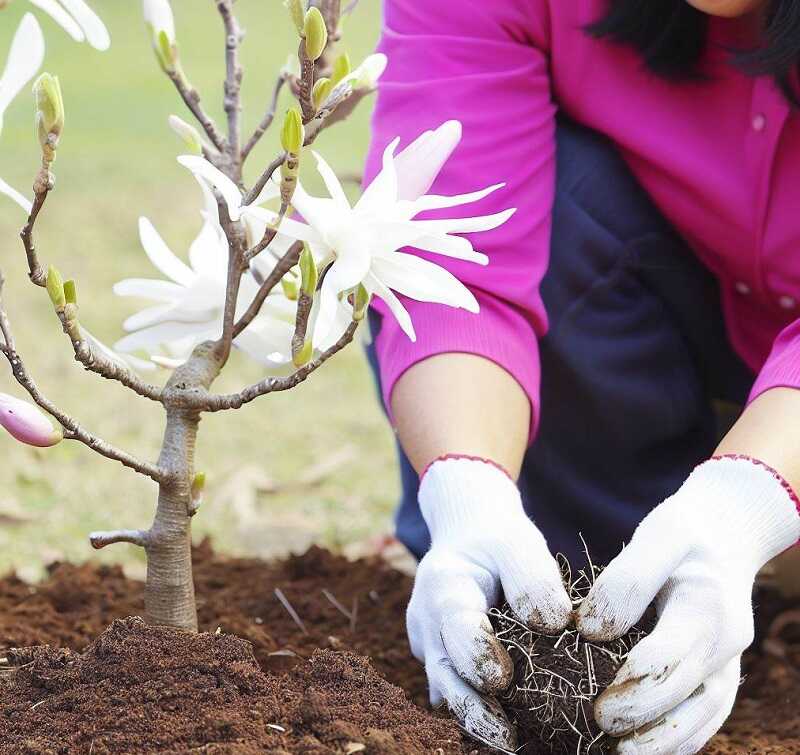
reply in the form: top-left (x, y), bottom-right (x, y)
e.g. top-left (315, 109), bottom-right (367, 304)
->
top-left (143, 342), bottom-right (225, 631)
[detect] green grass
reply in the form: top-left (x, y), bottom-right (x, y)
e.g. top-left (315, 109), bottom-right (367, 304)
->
top-left (0, 1), bottom-right (400, 580)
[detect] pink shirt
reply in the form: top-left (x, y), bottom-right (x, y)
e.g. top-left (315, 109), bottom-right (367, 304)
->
top-left (364, 0), bottom-right (800, 439)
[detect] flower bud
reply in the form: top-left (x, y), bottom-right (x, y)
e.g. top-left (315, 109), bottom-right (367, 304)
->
top-left (352, 283), bottom-right (370, 321)
top-left (143, 0), bottom-right (178, 72)
top-left (168, 115), bottom-right (204, 154)
top-left (0, 393), bottom-right (63, 448)
top-left (63, 279), bottom-right (77, 306)
top-left (191, 471), bottom-right (206, 498)
top-left (302, 7), bottom-right (327, 62)
top-left (299, 244), bottom-right (318, 295)
top-left (280, 107), bottom-right (304, 154)
top-left (293, 339), bottom-right (313, 367)
top-left (46, 265), bottom-right (66, 312)
top-left (33, 73), bottom-right (64, 152)
top-left (331, 52), bottom-right (351, 85)
top-left (284, 0), bottom-right (306, 34)
top-left (312, 77), bottom-right (333, 111)
top-left (281, 276), bottom-right (299, 301)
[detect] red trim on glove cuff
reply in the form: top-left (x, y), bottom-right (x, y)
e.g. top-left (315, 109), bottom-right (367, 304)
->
top-left (711, 453), bottom-right (800, 515)
top-left (419, 454), bottom-right (515, 485)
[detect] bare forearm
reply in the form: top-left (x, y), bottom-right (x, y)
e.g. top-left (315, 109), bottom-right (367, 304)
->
top-left (390, 353), bottom-right (530, 477)
top-left (716, 387), bottom-right (800, 492)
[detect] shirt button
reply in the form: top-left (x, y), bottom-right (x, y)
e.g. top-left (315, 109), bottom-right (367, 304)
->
top-left (752, 113), bottom-right (766, 132)
top-left (778, 295), bottom-right (796, 310)
top-left (735, 281), bottom-right (751, 295)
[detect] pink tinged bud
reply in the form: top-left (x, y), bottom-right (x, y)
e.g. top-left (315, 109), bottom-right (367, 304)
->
top-left (0, 393), bottom-right (63, 447)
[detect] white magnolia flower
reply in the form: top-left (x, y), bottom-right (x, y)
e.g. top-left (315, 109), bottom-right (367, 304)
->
top-left (26, 0), bottom-right (110, 50)
top-left (142, 0), bottom-right (175, 44)
top-left (112, 177), bottom-right (298, 369)
top-left (339, 52), bottom-right (387, 91)
top-left (0, 13), bottom-right (44, 213)
top-left (250, 120), bottom-right (515, 343)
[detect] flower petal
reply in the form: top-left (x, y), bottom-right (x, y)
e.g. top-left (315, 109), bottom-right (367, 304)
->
top-left (138, 217), bottom-right (195, 287)
top-left (0, 14), bottom-right (45, 119)
top-left (287, 181), bottom-right (344, 236)
top-left (365, 272), bottom-right (416, 341)
top-left (82, 327), bottom-right (158, 373)
top-left (0, 177), bottom-right (33, 214)
top-left (312, 151), bottom-right (350, 211)
top-left (242, 206), bottom-right (325, 246)
top-left (393, 120), bottom-right (462, 201)
top-left (123, 304), bottom-right (177, 332)
top-left (177, 155), bottom-right (243, 221)
top-left (114, 320), bottom-right (218, 354)
top-left (113, 277), bottom-right (184, 302)
top-left (414, 207), bottom-right (517, 236)
top-left (405, 183), bottom-right (505, 217)
top-left (26, 0), bottom-right (83, 41)
top-left (370, 253), bottom-right (479, 312)
top-left (56, 0), bottom-right (110, 50)
top-left (355, 137), bottom-right (400, 215)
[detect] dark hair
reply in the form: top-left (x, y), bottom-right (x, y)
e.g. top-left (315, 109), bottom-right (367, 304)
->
top-left (587, 1), bottom-right (800, 105)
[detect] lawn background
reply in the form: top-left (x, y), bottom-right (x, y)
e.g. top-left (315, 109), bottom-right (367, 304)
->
top-left (0, 0), bottom-right (401, 580)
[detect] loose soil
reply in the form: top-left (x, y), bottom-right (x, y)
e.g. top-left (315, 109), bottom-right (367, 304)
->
top-left (0, 541), bottom-right (797, 754)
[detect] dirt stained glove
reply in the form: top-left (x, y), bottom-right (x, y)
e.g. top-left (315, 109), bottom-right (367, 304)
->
top-left (407, 456), bottom-right (573, 751)
top-left (577, 455), bottom-right (800, 755)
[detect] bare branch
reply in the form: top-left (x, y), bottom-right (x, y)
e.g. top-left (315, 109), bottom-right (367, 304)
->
top-left (19, 183), bottom-right (165, 403)
top-left (19, 185), bottom-right (50, 287)
top-left (241, 75), bottom-right (286, 162)
top-left (297, 40), bottom-right (316, 124)
top-left (213, 196), bottom-right (246, 364)
top-left (233, 241), bottom-right (303, 338)
top-left (166, 69), bottom-right (227, 154)
top-left (243, 152), bottom-right (286, 207)
top-left (192, 320), bottom-right (359, 412)
top-left (291, 291), bottom-right (313, 361)
top-left (217, 0), bottom-right (243, 170)
top-left (0, 277), bottom-right (165, 482)
top-left (90, 529), bottom-right (149, 550)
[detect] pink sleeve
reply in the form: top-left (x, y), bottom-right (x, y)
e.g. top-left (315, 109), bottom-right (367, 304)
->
top-left (365, 0), bottom-right (555, 441)
top-left (748, 318), bottom-right (800, 403)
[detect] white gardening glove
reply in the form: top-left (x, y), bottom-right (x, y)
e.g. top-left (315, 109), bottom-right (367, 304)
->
top-left (577, 455), bottom-right (800, 755)
top-left (407, 456), bottom-right (573, 750)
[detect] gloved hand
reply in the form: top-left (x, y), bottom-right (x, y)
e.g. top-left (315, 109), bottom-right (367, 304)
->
top-left (577, 455), bottom-right (800, 755)
top-left (407, 456), bottom-right (573, 750)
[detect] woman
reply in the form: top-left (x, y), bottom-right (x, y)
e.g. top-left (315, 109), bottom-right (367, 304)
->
top-left (363, 1), bottom-right (800, 752)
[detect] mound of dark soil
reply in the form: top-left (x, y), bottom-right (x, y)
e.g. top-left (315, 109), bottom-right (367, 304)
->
top-left (0, 542), bottom-right (798, 754)
top-left (0, 616), bottom-right (463, 754)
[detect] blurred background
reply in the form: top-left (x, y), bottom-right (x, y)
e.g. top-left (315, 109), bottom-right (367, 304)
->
top-left (0, 0), bottom-right (402, 580)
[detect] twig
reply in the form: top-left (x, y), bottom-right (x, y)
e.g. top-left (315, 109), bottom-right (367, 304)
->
top-left (217, 0), bottom-right (243, 167)
top-left (350, 595), bottom-right (358, 634)
top-left (19, 181), bottom-right (164, 402)
top-left (242, 75), bottom-right (286, 162)
top-left (192, 320), bottom-right (359, 412)
top-left (274, 587), bottom-right (308, 635)
top-left (291, 290), bottom-right (313, 361)
top-left (243, 152), bottom-right (286, 207)
top-left (233, 241), bottom-right (302, 338)
top-left (89, 529), bottom-right (149, 549)
top-left (166, 69), bottom-right (227, 153)
top-left (297, 40), bottom-right (316, 123)
top-left (19, 190), bottom-right (49, 287)
top-left (214, 197), bottom-right (246, 364)
top-left (321, 588), bottom-right (353, 622)
top-left (0, 271), bottom-right (165, 482)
